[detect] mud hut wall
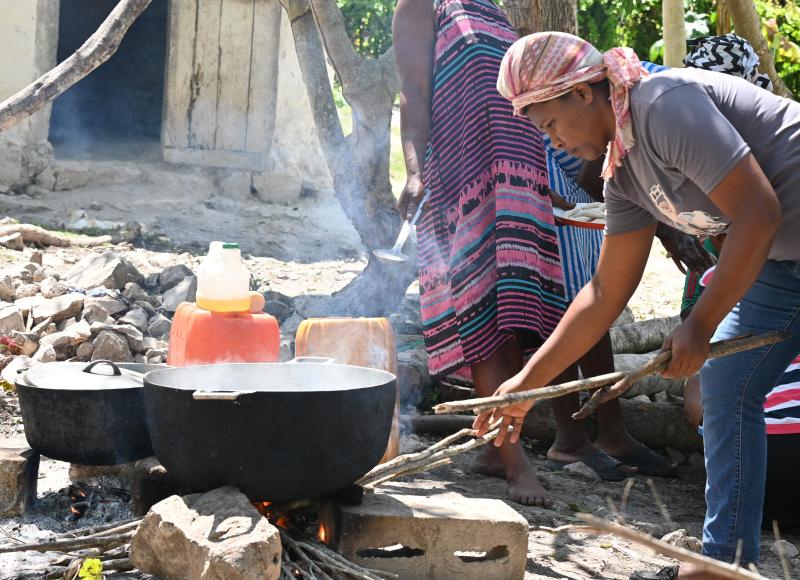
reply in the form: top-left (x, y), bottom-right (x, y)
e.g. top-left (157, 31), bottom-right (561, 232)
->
top-left (0, 0), bottom-right (59, 192)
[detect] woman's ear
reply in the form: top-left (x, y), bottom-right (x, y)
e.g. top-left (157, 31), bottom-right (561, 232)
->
top-left (572, 82), bottom-right (595, 106)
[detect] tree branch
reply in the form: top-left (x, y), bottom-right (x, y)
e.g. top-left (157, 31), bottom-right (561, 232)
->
top-left (308, 0), bottom-right (363, 84)
top-left (0, 0), bottom-right (153, 131)
top-left (727, 0), bottom-right (793, 98)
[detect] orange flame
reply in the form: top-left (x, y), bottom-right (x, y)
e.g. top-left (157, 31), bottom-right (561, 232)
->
top-left (317, 522), bottom-right (329, 544)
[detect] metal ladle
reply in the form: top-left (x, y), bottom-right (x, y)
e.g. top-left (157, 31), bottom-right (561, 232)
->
top-left (373, 190), bottom-right (431, 264)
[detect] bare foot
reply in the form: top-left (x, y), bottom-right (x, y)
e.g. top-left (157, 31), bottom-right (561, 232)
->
top-left (507, 465), bottom-right (553, 507)
top-left (469, 446), bottom-right (505, 479)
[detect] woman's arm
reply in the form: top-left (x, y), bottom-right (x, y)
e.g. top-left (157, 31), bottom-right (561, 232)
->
top-left (392, 0), bottom-right (435, 219)
top-left (662, 153), bottom-right (782, 378)
top-left (475, 224), bottom-right (656, 443)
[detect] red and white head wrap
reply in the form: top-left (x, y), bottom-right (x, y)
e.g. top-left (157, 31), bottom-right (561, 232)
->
top-left (497, 32), bottom-right (647, 180)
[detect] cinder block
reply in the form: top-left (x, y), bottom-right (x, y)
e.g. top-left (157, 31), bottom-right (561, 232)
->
top-left (0, 447), bottom-right (39, 516)
top-left (334, 492), bottom-right (528, 580)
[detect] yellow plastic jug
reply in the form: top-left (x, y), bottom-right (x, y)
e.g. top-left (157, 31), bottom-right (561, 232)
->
top-left (195, 242), bottom-right (251, 312)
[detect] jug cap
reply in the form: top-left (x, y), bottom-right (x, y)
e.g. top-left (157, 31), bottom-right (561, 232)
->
top-left (222, 242), bottom-right (240, 250)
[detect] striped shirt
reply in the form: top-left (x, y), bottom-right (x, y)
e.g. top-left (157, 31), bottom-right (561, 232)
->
top-left (765, 355), bottom-right (800, 435)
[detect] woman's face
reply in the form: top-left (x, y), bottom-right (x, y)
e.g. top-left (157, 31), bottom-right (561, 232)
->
top-left (524, 83), bottom-right (613, 161)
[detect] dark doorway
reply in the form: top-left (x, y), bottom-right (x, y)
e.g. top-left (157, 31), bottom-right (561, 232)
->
top-left (49, 0), bottom-right (168, 160)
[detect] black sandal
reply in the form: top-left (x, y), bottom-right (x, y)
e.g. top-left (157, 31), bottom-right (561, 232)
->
top-left (629, 565), bottom-right (679, 580)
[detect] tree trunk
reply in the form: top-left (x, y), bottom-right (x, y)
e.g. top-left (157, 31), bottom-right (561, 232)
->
top-left (662, 0), bottom-right (687, 67)
top-left (717, 0), bottom-right (733, 36)
top-left (504, 0), bottom-right (577, 37)
top-left (281, 0), bottom-right (415, 317)
top-left (728, 0), bottom-right (793, 98)
top-left (0, 0), bottom-right (152, 131)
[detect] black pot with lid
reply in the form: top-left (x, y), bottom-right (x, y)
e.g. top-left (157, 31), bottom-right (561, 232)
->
top-left (16, 360), bottom-right (157, 465)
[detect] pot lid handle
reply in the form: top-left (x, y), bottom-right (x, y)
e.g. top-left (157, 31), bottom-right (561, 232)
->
top-left (83, 360), bottom-right (122, 376)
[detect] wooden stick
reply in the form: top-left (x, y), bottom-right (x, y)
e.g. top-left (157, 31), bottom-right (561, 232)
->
top-left (0, 531), bottom-right (133, 554)
top-left (0, 0), bottom-right (153, 131)
top-left (434, 332), bottom-right (787, 415)
top-left (574, 332), bottom-right (785, 419)
top-left (357, 429), bottom-right (499, 487)
top-left (280, 531), bottom-right (335, 580)
top-left (364, 457), bottom-right (453, 488)
top-left (577, 513), bottom-right (764, 579)
top-left (357, 428), bottom-right (475, 483)
top-left (297, 541), bottom-right (385, 580)
top-left (64, 518), bottom-right (140, 538)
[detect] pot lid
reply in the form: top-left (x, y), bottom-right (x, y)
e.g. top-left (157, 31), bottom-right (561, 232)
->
top-left (23, 360), bottom-right (143, 391)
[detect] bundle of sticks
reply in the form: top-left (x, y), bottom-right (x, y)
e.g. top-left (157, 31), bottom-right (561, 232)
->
top-left (432, 332), bottom-right (787, 418)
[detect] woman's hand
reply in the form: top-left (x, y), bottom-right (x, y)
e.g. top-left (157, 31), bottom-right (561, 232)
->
top-left (397, 175), bottom-right (425, 220)
top-left (548, 189), bottom-right (576, 211)
top-left (660, 317), bottom-right (713, 379)
top-left (472, 375), bottom-right (535, 447)
top-left (655, 223), bottom-right (716, 275)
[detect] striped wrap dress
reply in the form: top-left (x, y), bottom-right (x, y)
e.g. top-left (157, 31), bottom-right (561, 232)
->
top-left (417, 0), bottom-right (566, 376)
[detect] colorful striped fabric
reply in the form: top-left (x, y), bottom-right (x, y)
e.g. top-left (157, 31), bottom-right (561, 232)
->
top-left (418, 0), bottom-right (566, 376)
top-left (765, 355), bottom-right (800, 435)
top-left (542, 134), bottom-right (604, 301)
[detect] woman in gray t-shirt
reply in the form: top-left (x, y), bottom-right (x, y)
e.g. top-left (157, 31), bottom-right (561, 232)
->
top-left (474, 31), bottom-right (800, 575)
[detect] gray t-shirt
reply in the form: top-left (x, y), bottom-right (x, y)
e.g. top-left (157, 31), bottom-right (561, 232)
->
top-left (604, 67), bottom-right (800, 261)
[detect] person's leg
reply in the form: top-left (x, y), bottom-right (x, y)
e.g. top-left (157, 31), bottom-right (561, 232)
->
top-left (694, 261), bottom-right (800, 568)
top-left (470, 337), bottom-right (552, 506)
top-left (547, 347), bottom-right (634, 480)
top-left (586, 333), bottom-right (677, 476)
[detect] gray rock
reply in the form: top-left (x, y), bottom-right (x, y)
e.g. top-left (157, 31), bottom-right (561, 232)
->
top-left (143, 273), bottom-right (160, 290)
top-left (30, 317), bottom-right (52, 336)
top-left (14, 283), bottom-right (39, 299)
top-left (38, 320), bottom-right (91, 352)
top-left (119, 308), bottom-right (149, 333)
top-left (162, 275), bottom-right (196, 313)
top-left (65, 250), bottom-right (143, 290)
top-left (91, 330), bottom-right (133, 362)
top-left (147, 314), bottom-right (172, 340)
top-left (661, 529), bottom-right (702, 553)
top-left (771, 539), bottom-right (799, 559)
top-left (130, 486), bottom-right (281, 580)
top-left (263, 300), bottom-right (291, 323)
top-left (0, 275), bottom-right (15, 302)
top-left (81, 303), bottom-right (111, 325)
top-left (40, 277), bottom-right (69, 299)
top-left (142, 337), bottom-right (168, 351)
top-left (631, 394), bottom-right (652, 404)
top-left (562, 461), bottom-right (601, 481)
top-left (0, 307), bottom-right (24, 333)
top-left (83, 296), bottom-right (127, 317)
top-left (32, 293), bottom-right (84, 324)
top-left (653, 390), bottom-right (670, 403)
top-left (123, 282), bottom-right (149, 303)
top-left (134, 300), bottom-right (156, 317)
top-left (8, 331), bottom-right (38, 357)
top-left (90, 322), bottom-right (144, 353)
top-left (280, 313), bottom-right (304, 337)
top-left (29, 252), bottom-right (43, 266)
top-left (14, 295), bottom-right (45, 316)
top-left (33, 344), bottom-right (57, 363)
top-left (158, 264), bottom-right (194, 292)
top-left (75, 341), bottom-right (94, 361)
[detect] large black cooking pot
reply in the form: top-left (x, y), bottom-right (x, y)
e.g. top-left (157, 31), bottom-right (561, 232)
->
top-left (143, 360), bottom-right (396, 501)
top-left (16, 361), bottom-right (163, 466)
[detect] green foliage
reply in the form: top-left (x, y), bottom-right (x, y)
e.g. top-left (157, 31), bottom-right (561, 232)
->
top-left (755, 0), bottom-right (800, 95)
top-left (337, 0), bottom-right (395, 58)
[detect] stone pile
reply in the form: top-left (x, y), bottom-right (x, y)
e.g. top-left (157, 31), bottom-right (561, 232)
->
top-left (0, 250), bottom-right (200, 366)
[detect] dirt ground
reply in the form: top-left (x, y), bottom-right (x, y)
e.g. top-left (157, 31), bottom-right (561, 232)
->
top-left (0, 176), bottom-right (795, 579)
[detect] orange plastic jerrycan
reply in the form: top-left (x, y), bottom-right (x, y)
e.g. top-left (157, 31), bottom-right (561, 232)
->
top-left (295, 317), bottom-right (399, 463)
top-left (167, 302), bottom-right (280, 366)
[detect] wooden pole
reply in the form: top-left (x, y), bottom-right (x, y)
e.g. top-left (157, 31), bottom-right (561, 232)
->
top-left (0, 0), bottom-right (153, 131)
top-left (433, 332), bottom-right (787, 415)
top-left (663, 0), bottom-right (688, 67)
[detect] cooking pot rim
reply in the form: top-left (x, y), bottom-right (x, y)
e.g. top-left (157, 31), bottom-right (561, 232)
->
top-left (144, 361), bottom-right (396, 392)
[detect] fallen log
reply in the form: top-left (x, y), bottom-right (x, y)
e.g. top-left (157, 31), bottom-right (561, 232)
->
top-left (0, 530), bottom-right (134, 555)
top-left (406, 400), bottom-right (703, 453)
top-left (0, 0), bottom-right (152, 131)
top-left (0, 223), bottom-right (136, 247)
top-left (611, 316), bottom-right (680, 354)
top-left (614, 353), bottom-right (685, 398)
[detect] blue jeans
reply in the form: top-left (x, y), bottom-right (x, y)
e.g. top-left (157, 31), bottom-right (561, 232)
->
top-left (700, 259), bottom-right (800, 564)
